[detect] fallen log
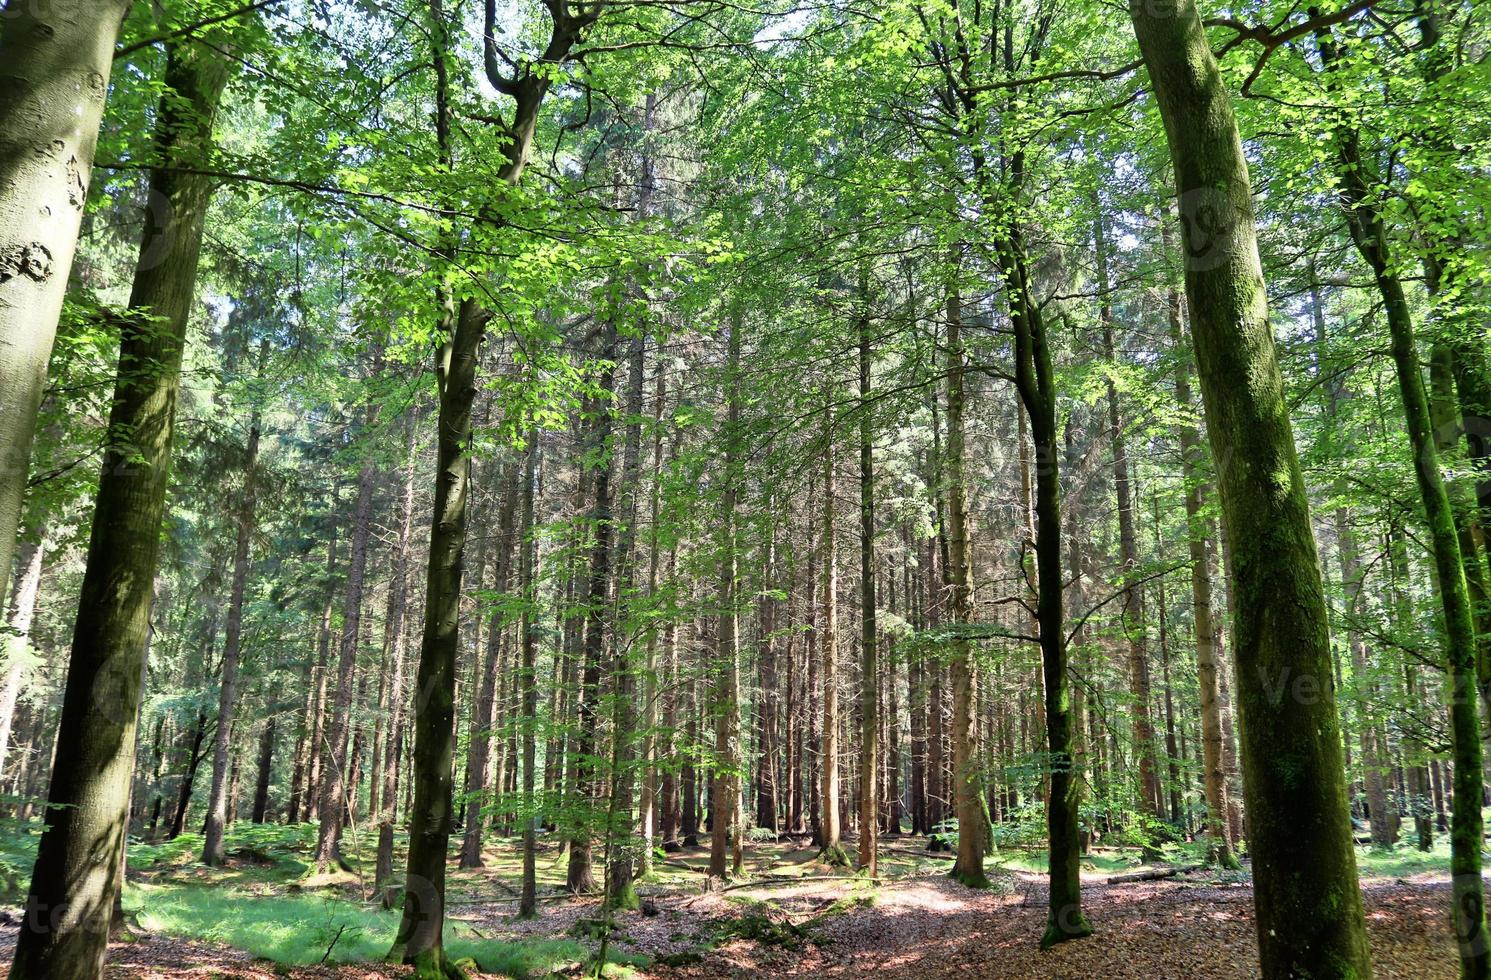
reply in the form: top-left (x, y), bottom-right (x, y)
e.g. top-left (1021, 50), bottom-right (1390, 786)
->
top-left (721, 874), bottom-right (879, 893)
top-left (1103, 863), bottom-right (1203, 885)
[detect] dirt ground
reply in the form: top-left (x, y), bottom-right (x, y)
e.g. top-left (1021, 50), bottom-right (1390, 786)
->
top-left (0, 865), bottom-right (1460, 979)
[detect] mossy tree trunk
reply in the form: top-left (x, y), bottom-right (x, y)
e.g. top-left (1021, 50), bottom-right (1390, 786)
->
top-left (999, 229), bottom-right (1089, 948)
top-left (1316, 24), bottom-right (1486, 971)
top-left (11, 36), bottom-right (231, 980)
top-left (393, 0), bottom-right (589, 967)
top-left (1128, 2), bottom-right (1372, 974)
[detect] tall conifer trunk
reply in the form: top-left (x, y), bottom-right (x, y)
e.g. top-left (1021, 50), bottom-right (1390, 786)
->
top-left (204, 341), bottom-right (268, 865)
top-left (943, 272), bottom-right (986, 889)
top-left (857, 301), bottom-right (879, 877)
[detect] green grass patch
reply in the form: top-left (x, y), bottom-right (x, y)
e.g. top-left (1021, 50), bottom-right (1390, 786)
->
top-left (125, 882), bottom-right (608, 978)
top-left (988, 848), bottom-right (1135, 875)
top-left (1355, 839), bottom-right (1454, 879)
top-left (127, 883), bottom-right (397, 965)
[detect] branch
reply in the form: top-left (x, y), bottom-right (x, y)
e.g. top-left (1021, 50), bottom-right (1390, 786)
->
top-left (483, 0), bottom-right (523, 96)
top-left (1206, 0), bottom-right (1377, 94)
top-left (1066, 560), bottom-right (1192, 646)
top-left (964, 59), bottom-right (1143, 94)
top-left (115, 0), bottom-right (281, 58)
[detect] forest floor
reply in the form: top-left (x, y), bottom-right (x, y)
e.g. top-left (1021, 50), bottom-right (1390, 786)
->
top-left (0, 825), bottom-right (1464, 978)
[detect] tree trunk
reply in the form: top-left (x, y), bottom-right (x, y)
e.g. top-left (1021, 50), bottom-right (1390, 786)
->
top-left (0, 0), bottom-right (131, 610)
top-left (293, 528), bottom-right (339, 824)
top-left (1317, 25), bottom-right (1485, 964)
top-left (1096, 210), bottom-right (1158, 818)
top-left (393, 289), bottom-right (483, 967)
top-left (999, 229), bottom-right (1087, 945)
top-left (710, 315), bottom-right (743, 879)
top-left (519, 433), bottom-right (541, 917)
top-left (204, 346), bottom-right (267, 864)
top-left (604, 310), bottom-right (651, 908)
top-left (381, 414), bottom-right (419, 832)
top-left (12, 37), bottom-right (232, 980)
top-left (251, 718), bottom-right (276, 824)
top-left (394, 0), bottom-right (580, 963)
top-left (0, 529), bottom-right (47, 779)
top-left (315, 436), bottom-right (378, 871)
top-left (568, 354), bottom-right (617, 895)
top-left (944, 271), bottom-right (987, 889)
top-left (1128, 4), bottom-right (1371, 973)
top-left (638, 355), bottom-right (669, 871)
top-left (818, 398), bottom-right (845, 864)
top-left (459, 461), bottom-right (519, 868)
top-left (1166, 258), bottom-right (1237, 868)
top-left (168, 710), bottom-right (210, 840)
top-left (857, 302), bottom-right (879, 877)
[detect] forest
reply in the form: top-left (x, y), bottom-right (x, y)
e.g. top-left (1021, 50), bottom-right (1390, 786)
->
top-left (0, 0), bottom-right (1487, 977)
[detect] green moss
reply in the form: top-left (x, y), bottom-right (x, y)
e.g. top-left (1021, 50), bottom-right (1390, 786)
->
top-left (951, 865), bottom-right (991, 890)
top-left (607, 879), bottom-right (641, 913)
top-left (1039, 910), bottom-right (1093, 950)
top-left (719, 911), bottom-right (809, 951)
top-left (818, 843), bottom-right (851, 868)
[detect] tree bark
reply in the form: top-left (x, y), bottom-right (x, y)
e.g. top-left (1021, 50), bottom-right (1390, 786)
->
top-left (12, 37), bottom-right (232, 980)
top-left (857, 300), bottom-right (879, 877)
top-left (0, 0), bottom-right (131, 609)
top-left (203, 343), bottom-right (267, 864)
top-left (944, 271), bottom-right (987, 889)
top-left (1127, 4), bottom-right (1372, 973)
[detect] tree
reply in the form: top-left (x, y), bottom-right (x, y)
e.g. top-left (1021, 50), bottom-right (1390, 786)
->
top-left (12, 35), bottom-right (233, 980)
top-left (203, 339), bottom-right (268, 866)
top-left (0, 0), bottom-right (131, 606)
top-left (392, 0), bottom-right (599, 970)
top-left (943, 269), bottom-right (988, 890)
top-left (1127, 0), bottom-right (1372, 973)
